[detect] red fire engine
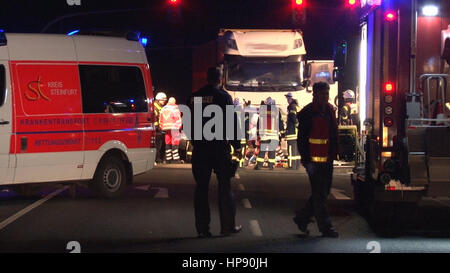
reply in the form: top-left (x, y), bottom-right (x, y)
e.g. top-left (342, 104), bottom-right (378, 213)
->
top-left (349, 0), bottom-right (450, 235)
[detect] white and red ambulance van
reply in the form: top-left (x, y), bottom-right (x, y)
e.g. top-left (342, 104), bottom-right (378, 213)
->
top-left (0, 33), bottom-right (156, 197)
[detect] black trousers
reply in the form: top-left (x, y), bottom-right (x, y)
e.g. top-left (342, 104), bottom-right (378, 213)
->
top-left (296, 162), bottom-right (334, 232)
top-left (256, 139), bottom-right (278, 168)
top-left (192, 145), bottom-right (236, 233)
top-left (155, 131), bottom-right (165, 162)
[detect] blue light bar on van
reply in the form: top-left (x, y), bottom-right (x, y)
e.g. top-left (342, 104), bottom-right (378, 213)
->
top-left (139, 37), bottom-right (148, 47)
top-left (0, 30), bottom-right (6, 46)
top-left (67, 30), bottom-right (80, 36)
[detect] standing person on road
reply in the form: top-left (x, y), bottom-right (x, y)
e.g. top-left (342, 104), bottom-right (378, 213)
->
top-left (285, 92), bottom-right (301, 170)
top-left (254, 97), bottom-right (284, 170)
top-left (160, 97), bottom-right (182, 163)
top-left (187, 66), bottom-right (242, 238)
top-left (293, 82), bottom-right (339, 238)
top-left (153, 92), bottom-right (167, 163)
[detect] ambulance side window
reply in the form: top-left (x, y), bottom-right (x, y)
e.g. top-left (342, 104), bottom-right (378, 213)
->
top-left (79, 65), bottom-right (148, 113)
top-left (0, 65), bottom-right (5, 107)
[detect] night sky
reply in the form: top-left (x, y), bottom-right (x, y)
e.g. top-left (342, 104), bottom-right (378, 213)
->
top-left (1, 0), bottom-right (360, 102)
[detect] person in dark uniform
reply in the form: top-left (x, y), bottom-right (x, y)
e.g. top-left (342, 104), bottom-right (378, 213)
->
top-left (186, 66), bottom-right (242, 238)
top-left (293, 82), bottom-right (339, 238)
top-left (285, 93), bottom-right (301, 170)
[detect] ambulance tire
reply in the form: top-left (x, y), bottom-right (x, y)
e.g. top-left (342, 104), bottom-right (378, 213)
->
top-left (91, 156), bottom-right (127, 198)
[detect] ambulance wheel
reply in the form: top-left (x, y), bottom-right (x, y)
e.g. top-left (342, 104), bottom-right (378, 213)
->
top-left (91, 156), bottom-right (127, 198)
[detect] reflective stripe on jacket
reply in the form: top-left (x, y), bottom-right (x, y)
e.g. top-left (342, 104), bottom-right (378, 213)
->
top-left (257, 105), bottom-right (284, 141)
top-left (153, 101), bottom-right (163, 128)
top-left (297, 102), bottom-right (338, 164)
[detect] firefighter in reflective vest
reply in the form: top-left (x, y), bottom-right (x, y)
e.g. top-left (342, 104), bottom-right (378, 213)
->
top-left (160, 97), bottom-right (182, 163)
top-left (254, 97), bottom-right (284, 170)
top-left (293, 82), bottom-right (339, 238)
top-left (285, 92), bottom-right (301, 169)
top-left (340, 90), bottom-right (359, 128)
top-left (154, 92), bottom-right (167, 163)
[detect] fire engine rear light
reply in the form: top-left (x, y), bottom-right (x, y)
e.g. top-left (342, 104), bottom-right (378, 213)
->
top-left (384, 95), bottom-right (393, 103)
top-left (384, 106), bottom-right (393, 115)
top-left (422, 5), bottom-right (439, 17)
top-left (386, 186), bottom-right (396, 191)
top-left (384, 82), bottom-right (394, 92)
top-left (385, 11), bottom-right (396, 22)
top-left (384, 117), bottom-right (393, 127)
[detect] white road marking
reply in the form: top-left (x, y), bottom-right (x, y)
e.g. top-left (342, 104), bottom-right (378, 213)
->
top-left (0, 186), bottom-right (68, 231)
top-left (153, 187), bottom-right (169, 198)
top-left (134, 185), bottom-right (150, 191)
top-left (249, 220), bottom-right (263, 237)
top-left (330, 188), bottom-right (351, 200)
top-left (238, 184), bottom-right (246, 191)
top-left (242, 198), bottom-right (252, 209)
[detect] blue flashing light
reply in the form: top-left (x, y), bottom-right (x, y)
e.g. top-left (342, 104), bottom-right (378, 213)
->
top-left (0, 29), bottom-right (4, 33)
top-left (139, 37), bottom-right (148, 47)
top-left (130, 99), bottom-right (135, 103)
top-left (67, 30), bottom-right (80, 36)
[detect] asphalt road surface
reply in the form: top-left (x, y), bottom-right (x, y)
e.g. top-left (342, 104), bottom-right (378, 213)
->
top-left (1, 163), bottom-right (450, 253)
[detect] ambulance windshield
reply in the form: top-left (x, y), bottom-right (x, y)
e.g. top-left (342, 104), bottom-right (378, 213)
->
top-left (225, 60), bottom-right (302, 92)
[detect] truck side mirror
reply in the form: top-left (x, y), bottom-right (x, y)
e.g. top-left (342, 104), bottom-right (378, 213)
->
top-left (303, 62), bottom-right (311, 79)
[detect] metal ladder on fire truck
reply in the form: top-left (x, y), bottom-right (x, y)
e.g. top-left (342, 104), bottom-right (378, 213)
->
top-left (404, 74), bottom-right (450, 198)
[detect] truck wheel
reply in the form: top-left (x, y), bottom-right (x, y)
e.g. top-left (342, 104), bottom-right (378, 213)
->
top-left (369, 201), bottom-right (402, 237)
top-left (91, 156), bottom-right (127, 198)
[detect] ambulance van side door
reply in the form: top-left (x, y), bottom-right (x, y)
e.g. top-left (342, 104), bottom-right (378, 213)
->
top-left (0, 62), bottom-right (13, 183)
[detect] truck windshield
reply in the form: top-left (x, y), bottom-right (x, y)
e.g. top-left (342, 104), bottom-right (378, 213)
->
top-left (225, 61), bottom-right (301, 92)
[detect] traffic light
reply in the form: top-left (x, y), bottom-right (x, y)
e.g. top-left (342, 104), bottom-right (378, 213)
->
top-left (167, 0), bottom-right (182, 24)
top-left (291, 0), bottom-right (306, 25)
top-left (292, 0), bottom-right (304, 8)
top-left (347, 0), bottom-right (357, 7)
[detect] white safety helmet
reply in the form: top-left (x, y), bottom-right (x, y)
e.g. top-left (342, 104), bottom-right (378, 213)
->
top-left (265, 97), bottom-right (274, 105)
top-left (168, 97), bottom-right (176, 105)
top-left (155, 92), bottom-right (167, 101)
top-left (343, 90), bottom-right (355, 100)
